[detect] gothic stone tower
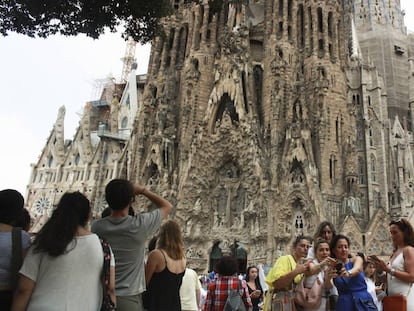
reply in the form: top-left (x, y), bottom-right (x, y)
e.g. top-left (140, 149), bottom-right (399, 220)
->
top-left (124, 0), bottom-right (368, 269)
top-left (27, 0), bottom-right (414, 271)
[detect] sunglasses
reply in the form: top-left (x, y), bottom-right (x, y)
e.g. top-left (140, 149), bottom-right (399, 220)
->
top-left (389, 218), bottom-right (407, 229)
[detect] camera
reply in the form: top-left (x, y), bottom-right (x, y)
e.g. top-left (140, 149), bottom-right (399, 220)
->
top-left (335, 262), bottom-right (343, 273)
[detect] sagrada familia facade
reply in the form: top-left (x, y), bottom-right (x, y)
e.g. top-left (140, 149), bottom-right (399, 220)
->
top-left (25, 0), bottom-right (414, 271)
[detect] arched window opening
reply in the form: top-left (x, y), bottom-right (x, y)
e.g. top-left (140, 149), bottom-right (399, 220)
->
top-left (278, 0), bottom-right (284, 17)
top-left (318, 8), bottom-right (323, 33)
top-left (369, 126), bottom-right (374, 146)
top-left (214, 93), bottom-right (239, 125)
top-left (371, 155), bottom-right (376, 182)
top-left (75, 153), bottom-right (80, 165)
top-left (358, 157), bottom-right (365, 184)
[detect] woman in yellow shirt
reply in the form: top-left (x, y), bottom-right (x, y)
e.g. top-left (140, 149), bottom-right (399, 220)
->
top-left (264, 235), bottom-right (312, 311)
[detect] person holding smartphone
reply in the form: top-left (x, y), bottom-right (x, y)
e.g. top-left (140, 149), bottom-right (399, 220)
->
top-left (370, 218), bottom-right (414, 310)
top-left (330, 234), bottom-right (377, 311)
top-left (245, 266), bottom-right (263, 311)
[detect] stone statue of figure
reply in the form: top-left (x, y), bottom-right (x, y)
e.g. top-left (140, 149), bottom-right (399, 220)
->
top-left (194, 198), bottom-right (202, 212)
top-left (343, 196), bottom-right (361, 214)
top-left (214, 208), bottom-right (220, 227)
top-left (231, 216), bottom-right (240, 228)
top-left (186, 218), bottom-right (193, 235)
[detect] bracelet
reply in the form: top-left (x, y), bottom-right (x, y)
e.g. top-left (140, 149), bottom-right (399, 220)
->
top-left (346, 270), bottom-right (352, 277)
top-left (390, 268), bottom-right (396, 276)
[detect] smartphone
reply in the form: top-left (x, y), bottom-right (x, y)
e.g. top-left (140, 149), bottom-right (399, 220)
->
top-left (369, 255), bottom-right (380, 262)
top-left (253, 290), bottom-right (261, 296)
top-left (335, 262), bottom-right (343, 273)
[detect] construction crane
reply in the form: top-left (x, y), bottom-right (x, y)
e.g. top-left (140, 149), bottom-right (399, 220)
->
top-left (120, 36), bottom-right (137, 83)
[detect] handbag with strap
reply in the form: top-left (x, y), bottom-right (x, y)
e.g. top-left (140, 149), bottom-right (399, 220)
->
top-left (99, 238), bottom-right (116, 311)
top-left (382, 295), bottom-right (406, 311)
top-left (382, 267), bottom-right (412, 311)
top-left (383, 282), bottom-right (412, 311)
top-left (294, 273), bottom-right (323, 309)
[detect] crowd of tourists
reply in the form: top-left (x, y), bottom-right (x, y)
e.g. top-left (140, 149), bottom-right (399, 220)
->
top-left (1, 180), bottom-right (414, 311)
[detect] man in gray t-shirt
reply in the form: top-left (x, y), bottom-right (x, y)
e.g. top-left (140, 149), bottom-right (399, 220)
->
top-left (92, 179), bottom-right (172, 311)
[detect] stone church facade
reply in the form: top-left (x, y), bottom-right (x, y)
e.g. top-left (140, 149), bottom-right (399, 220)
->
top-left (26, 0), bottom-right (414, 271)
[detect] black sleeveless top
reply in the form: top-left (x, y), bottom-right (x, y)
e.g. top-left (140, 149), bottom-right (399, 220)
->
top-left (146, 250), bottom-right (185, 311)
top-left (247, 283), bottom-right (263, 311)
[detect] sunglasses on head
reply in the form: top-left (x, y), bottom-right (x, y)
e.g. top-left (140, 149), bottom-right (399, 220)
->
top-left (389, 218), bottom-right (406, 229)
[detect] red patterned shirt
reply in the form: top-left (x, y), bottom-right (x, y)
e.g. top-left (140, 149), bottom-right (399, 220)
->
top-left (203, 276), bottom-right (252, 311)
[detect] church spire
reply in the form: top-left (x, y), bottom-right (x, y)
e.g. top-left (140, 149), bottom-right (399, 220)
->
top-left (352, 0), bottom-right (406, 33)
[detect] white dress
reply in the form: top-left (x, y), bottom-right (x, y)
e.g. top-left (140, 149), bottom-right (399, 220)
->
top-left (387, 252), bottom-right (414, 310)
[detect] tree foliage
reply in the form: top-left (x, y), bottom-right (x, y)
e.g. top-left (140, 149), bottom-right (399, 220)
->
top-left (0, 0), bottom-right (175, 43)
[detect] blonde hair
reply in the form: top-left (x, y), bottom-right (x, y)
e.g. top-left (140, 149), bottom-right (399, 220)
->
top-left (157, 220), bottom-right (185, 260)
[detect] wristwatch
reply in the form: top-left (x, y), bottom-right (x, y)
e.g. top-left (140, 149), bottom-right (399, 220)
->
top-left (390, 268), bottom-right (396, 276)
top-left (346, 270), bottom-right (352, 277)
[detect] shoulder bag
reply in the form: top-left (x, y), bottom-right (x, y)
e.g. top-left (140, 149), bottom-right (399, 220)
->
top-left (383, 282), bottom-right (411, 311)
top-left (99, 238), bottom-right (116, 311)
top-left (294, 273), bottom-right (323, 309)
top-left (382, 295), bottom-right (406, 311)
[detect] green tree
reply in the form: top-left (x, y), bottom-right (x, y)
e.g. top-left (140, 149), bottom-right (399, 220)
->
top-left (0, 0), bottom-right (175, 43)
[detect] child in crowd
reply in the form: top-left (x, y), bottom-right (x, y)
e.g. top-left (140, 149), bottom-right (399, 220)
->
top-left (364, 259), bottom-right (384, 311)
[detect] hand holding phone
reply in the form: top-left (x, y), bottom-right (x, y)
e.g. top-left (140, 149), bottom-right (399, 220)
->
top-left (251, 289), bottom-right (261, 298)
top-left (335, 262), bottom-right (343, 274)
top-left (369, 255), bottom-right (380, 262)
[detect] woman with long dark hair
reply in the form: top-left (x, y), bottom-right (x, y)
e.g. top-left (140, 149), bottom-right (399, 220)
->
top-left (371, 218), bottom-right (414, 310)
top-left (330, 234), bottom-right (377, 311)
top-left (245, 266), bottom-right (263, 311)
top-left (145, 220), bottom-right (186, 311)
top-left (11, 192), bottom-right (115, 311)
top-left (309, 221), bottom-right (338, 311)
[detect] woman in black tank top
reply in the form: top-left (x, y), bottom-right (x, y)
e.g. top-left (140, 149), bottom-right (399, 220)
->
top-left (145, 220), bottom-right (186, 311)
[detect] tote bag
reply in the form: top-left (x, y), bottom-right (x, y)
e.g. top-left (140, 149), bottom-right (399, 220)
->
top-left (294, 275), bottom-right (323, 309)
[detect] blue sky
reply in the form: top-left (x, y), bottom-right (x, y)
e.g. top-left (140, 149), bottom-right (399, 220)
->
top-left (0, 1), bottom-right (413, 196)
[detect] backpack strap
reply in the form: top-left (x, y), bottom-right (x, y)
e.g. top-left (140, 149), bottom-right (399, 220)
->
top-left (9, 227), bottom-right (23, 289)
top-left (238, 279), bottom-right (243, 294)
top-left (99, 238), bottom-right (111, 289)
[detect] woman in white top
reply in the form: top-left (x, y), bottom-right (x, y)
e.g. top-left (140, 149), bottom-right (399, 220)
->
top-left (301, 239), bottom-right (334, 311)
top-left (11, 191), bottom-right (115, 311)
top-left (308, 221), bottom-right (338, 311)
top-left (363, 260), bottom-right (382, 311)
top-left (371, 218), bottom-right (414, 310)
